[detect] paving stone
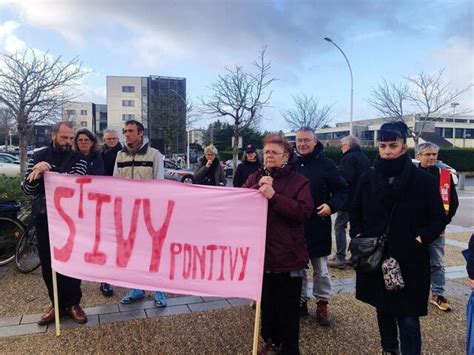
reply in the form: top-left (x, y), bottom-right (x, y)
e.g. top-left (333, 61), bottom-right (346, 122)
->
top-left (227, 298), bottom-right (251, 307)
top-left (188, 300), bottom-right (230, 312)
top-left (446, 280), bottom-right (472, 304)
top-left (118, 300), bottom-right (154, 312)
top-left (99, 310), bottom-right (146, 325)
top-left (202, 296), bottom-right (225, 302)
top-left (0, 323), bottom-right (47, 338)
top-left (145, 305), bottom-right (190, 318)
top-left (0, 316), bottom-right (21, 327)
top-left (46, 315), bottom-right (99, 331)
top-left (84, 304), bottom-right (120, 316)
top-left (167, 295), bottom-right (204, 307)
top-left (21, 312), bottom-right (46, 324)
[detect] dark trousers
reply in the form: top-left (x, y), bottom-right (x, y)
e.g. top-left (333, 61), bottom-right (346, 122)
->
top-left (376, 311), bottom-right (421, 355)
top-left (261, 272), bottom-right (302, 355)
top-left (36, 216), bottom-right (82, 310)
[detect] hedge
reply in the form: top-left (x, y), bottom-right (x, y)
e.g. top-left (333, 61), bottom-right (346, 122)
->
top-left (324, 147), bottom-right (474, 172)
top-left (0, 175), bottom-right (31, 208)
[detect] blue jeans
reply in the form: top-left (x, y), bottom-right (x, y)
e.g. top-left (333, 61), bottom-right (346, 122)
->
top-left (334, 211), bottom-right (349, 260)
top-left (429, 236), bottom-right (446, 296)
top-left (377, 311), bottom-right (421, 355)
top-left (301, 256), bottom-right (331, 303)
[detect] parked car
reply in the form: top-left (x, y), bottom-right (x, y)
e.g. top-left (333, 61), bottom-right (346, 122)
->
top-left (0, 154), bottom-right (21, 177)
top-left (223, 159), bottom-right (241, 177)
top-left (412, 159), bottom-right (459, 185)
top-left (164, 160), bottom-right (194, 184)
top-left (0, 153), bottom-right (20, 164)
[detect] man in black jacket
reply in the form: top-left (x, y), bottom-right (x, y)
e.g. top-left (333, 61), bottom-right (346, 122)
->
top-left (100, 129), bottom-right (122, 176)
top-left (416, 142), bottom-right (459, 312)
top-left (22, 121), bottom-right (89, 325)
top-left (329, 135), bottom-right (370, 269)
top-left (295, 127), bottom-right (348, 326)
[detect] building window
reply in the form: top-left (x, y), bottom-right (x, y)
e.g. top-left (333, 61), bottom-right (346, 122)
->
top-left (435, 127), bottom-right (443, 137)
top-left (66, 109), bottom-right (76, 116)
top-left (122, 114), bottom-right (135, 121)
top-left (80, 121), bottom-right (87, 127)
top-left (455, 128), bottom-right (464, 138)
top-left (122, 100), bottom-right (135, 107)
top-left (444, 128), bottom-right (453, 138)
top-left (80, 110), bottom-right (87, 115)
top-left (122, 86), bottom-right (135, 93)
top-left (465, 129), bottom-right (473, 139)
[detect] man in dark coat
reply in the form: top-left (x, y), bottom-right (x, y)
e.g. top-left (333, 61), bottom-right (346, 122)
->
top-left (415, 142), bottom-right (459, 312)
top-left (329, 135), bottom-right (370, 269)
top-left (22, 121), bottom-right (89, 325)
top-left (350, 122), bottom-right (445, 354)
top-left (295, 127), bottom-right (348, 326)
top-left (100, 129), bottom-right (122, 176)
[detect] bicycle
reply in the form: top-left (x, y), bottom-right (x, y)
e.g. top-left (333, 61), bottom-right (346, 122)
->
top-left (15, 221), bottom-right (40, 273)
top-left (0, 200), bottom-right (24, 265)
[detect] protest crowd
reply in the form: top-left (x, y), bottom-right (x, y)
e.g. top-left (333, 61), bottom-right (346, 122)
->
top-left (20, 118), bottom-right (472, 355)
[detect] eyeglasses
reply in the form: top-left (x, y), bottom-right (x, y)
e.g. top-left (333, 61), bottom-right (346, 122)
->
top-left (105, 137), bottom-right (118, 141)
top-left (420, 153), bottom-right (437, 157)
top-left (296, 138), bottom-right (313, 144)
top-left (263, 150), bottom-right (285, 156)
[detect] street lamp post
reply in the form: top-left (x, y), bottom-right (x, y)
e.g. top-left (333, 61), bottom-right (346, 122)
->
top-left (169, 89), bottom-right (190, 169)
top-left (451, 102), bottom-right (460, 147)
top-left (324, 37), bottom-right (353, 135)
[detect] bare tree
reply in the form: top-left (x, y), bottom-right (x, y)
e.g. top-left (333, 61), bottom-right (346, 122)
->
top-left (369, 69), bottom-right (472, 145)
top-left (0, 107), bottom-right (15, 149)
top-left (201, 46), bottom-right (276, 170)
top-left (0, 48), bottom-right (88, 172)
top-left (368, 79), bottom-right (409, 121)
top-left (283, 93), bottom-right (332, 131)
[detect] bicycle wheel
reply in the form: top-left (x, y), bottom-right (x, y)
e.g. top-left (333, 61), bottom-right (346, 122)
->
top-left (15, 224), bottom-right (41, 273)
top-left (0, 217), bottom-right (24, 265)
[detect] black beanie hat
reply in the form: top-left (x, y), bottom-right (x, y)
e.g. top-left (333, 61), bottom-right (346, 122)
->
top-left (379, 121), bottom-right (409, 142)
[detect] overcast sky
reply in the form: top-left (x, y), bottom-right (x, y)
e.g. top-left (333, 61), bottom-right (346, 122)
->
top-left (0, 0), bottom-right (472, 131)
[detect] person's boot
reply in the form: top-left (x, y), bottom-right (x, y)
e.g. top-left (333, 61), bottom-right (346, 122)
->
top-left (328, 257), bottom-right (347, 270)
top-left (316, 300), bottom-right (331, 326)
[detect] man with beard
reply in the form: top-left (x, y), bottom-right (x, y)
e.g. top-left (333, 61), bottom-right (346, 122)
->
top-left (113, 119), bottom-right (168, 308)
top-left (22, 121), bottom-right (89, 325)
top-left (295, 126), bottom-right (348, 326)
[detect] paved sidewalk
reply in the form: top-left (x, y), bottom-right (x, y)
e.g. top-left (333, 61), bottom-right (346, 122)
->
top-left (0, 264), bottom-right (469, 339)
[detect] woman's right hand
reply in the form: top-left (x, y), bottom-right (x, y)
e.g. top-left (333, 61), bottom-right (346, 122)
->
top-left (258, 176), bottom-right (273, 187)
top-left (469, 278), bottom-right (474, 289)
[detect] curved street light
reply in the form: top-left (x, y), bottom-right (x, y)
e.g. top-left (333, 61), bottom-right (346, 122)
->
top-left (324, 37), bottom-right (353, 135)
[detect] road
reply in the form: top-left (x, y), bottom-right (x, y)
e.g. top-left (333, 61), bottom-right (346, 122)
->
top-left (451, 177), bottom-right (474, 230)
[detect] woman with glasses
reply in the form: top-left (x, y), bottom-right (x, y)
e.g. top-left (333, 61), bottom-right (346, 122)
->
top-left (194, 144), bottom-right (226, 186)
top-left (243, 133), bottom-right (313, 354)
top-left (73, 128), bottom-right (110, 296)
top-left (350, 122), bottom-right (445, 355)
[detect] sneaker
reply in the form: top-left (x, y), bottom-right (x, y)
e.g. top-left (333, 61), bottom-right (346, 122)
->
top-left (153, 291), bottom-right (168, 308)
top-left (299, 300), bottom-right (308, 317)
top-left (430, 295), bottom-right (452, 311)
top-left (316, 300), bottom-right (331, 326)
top-left (328, 257), bottom-right (347, 270)
top-left (120, 289), bottom-right (145, 304)
top-left (100, 283), bottom-right (114, 297)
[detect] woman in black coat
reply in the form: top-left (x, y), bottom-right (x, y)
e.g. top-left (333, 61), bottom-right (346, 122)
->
top-left (350, 122), bottom-right (445, 355)
top-left (194, 144), bottom-right (226, 186)
top-left (74, 128), bottom-right (113, 297)
top-left (233, 144), bottom-right (262, 187)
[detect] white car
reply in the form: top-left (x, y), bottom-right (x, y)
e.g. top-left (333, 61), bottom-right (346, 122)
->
top-left (411, 159), bottom-right (458, 185)
top-left (164, 160), bottom-right (194, 184)
top-left (0, 153), bottom-right (21, 177)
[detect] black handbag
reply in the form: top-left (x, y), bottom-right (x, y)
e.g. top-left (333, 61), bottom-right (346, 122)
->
top-left (349, 205), bottom-right (396, 273)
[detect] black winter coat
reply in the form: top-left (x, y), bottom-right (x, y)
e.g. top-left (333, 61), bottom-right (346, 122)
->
top-left (350, 154), bottom-right (446, 316)
top-left (85, 151), bottom-right (105, 176)
top-left (233, 159), bottom-right (262, 187)
top-left (339, 147), bottom-right (370, 211)
top-left (418, 165), bottom-right (459, 226)
top-left (296, 142), bottom-right (349, 257)
top-left (101, 143), bottom-right (122, 176)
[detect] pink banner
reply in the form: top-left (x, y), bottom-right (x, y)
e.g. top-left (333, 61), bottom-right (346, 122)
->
top-left (44, 173), bottom-right (268, 300)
